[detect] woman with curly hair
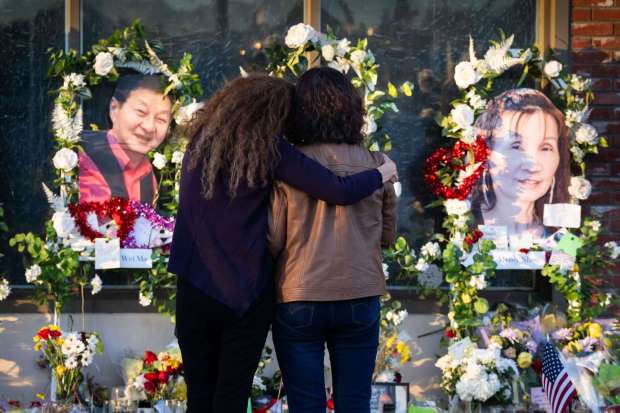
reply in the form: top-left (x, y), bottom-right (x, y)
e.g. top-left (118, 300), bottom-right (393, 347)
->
top-left (268, 67), bottom-right (398, 413)
top-left (168, 74), bottom-right (397, 413)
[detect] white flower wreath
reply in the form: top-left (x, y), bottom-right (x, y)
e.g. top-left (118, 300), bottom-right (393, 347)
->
top-left (9, 21), bottom-right (203, 313)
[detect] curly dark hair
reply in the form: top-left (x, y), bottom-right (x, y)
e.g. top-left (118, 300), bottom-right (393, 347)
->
top-left (288, 67), bottom-right (364, 146)
top-left (187, 74), bottom-right (294, 199)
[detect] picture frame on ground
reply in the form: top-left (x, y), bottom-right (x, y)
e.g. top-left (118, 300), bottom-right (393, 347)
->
top-left (370, 382), bottom-right (409, 413)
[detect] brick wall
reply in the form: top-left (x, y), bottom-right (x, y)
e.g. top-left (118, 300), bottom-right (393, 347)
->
top-left (571, 0), bottom-right (620, 284)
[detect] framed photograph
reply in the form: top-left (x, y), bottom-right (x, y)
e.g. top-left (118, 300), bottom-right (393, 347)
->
top-left (370, 382), bottom-right (409, 413)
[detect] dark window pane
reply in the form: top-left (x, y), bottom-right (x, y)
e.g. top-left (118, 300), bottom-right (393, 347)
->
top-left (0, 0), bottom-right (65, 283)
top-left (321, 0), bottom-right (537, 288)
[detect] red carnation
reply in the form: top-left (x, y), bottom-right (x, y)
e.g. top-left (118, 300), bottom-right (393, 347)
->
top-left (464, 234), bottom-right (474, 246)
top-left (144, 351), bottom-right (157, 366)
top-left (326, 399), bottom-right (335, 410)
top-left (38, 328), bottom-right (50, 340)
top-left (50, 329), bottom-right (62, 338)
top-left (144, 372), bottom-right (159, 382)
top-left (518, 248), bottom-right (529, 254)
top-left (531, 359), bottom-right (543, 375)
top-left (143, 380), bottom-right (156, 394)
top-left (158, 370), bottom-right (170, 384)
top-left (445, 328), bottom-right (457, 339)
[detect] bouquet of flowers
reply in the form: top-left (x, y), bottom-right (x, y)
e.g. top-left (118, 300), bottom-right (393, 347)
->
top-left (435, 338), bottom-right (519, 407)
top-left (551, 321), bottom-right (607, 355)
top-left (374, 295), bottom-right (411, 381)
top-left (129, 349), bottom-right (185, 405)
top-left (33, 324), bottom-right (103, 400)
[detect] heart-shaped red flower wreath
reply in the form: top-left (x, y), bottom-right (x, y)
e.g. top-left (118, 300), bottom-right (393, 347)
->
top-left (423, 135), bottom-right (489, 200)
top-left (68, 197), bottom-right (137, 243)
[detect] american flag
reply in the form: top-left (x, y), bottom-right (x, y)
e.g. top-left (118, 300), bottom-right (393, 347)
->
top-left (541, 341), bottom-right (577, 413)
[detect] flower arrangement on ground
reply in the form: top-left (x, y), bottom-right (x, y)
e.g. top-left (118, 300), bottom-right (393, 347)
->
top-left (33, 324), bottom-right (103, 401)
top-left (127, 348), bottom-right (185, 405)
top-left (436, 337), bottom-right (519, 408)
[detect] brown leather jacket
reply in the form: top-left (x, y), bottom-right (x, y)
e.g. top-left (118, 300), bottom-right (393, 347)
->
top-left (268, 143), bottom-right (398, 303)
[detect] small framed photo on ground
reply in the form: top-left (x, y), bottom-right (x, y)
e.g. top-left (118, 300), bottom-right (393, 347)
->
top-left (370, 382), bottom-right (409, 413)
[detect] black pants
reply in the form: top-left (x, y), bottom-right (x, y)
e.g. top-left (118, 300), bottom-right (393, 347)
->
top-left (176, 276), bottom-right (275, 413)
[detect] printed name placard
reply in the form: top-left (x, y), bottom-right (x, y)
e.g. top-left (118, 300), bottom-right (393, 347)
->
top-left (94, 238), bottom-right (120, 269)
top-left (490, 250), bottom-right (546, 270)
top-left (530, 387), bottom-right (551, 412)
top-left (544, 203), bottom-right (582, 228)
top-left (120, 248), bottom-right (153, 268)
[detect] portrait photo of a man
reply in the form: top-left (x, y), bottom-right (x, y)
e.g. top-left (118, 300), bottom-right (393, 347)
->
top-left (79, 74), bottom-right (172, 204)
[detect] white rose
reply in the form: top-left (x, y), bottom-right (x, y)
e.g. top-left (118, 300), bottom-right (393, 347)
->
top-left (568, 176), bottom-right (592, 200)
top-left (421, 241), bottom-right (441, 260)
top-left (139, 291), bottom-right (152, 307)
top-left (321, 44), bottom-right (335, 62)
top-left (52, 148), bottom-right (78, 172)
top-left (174, 100), bottom-right (204, 125)
top-left (415, 258), bottom-right (429, 272)
top-left (152, 152), bottom-right (167, 170)
top-left (349, 50), bottom-right (367, 65)
top-left (284, 23), bottom-right (317, 48)
top-left (171, 150), bottom-right (185, 164)
top-left (466, 90), bottom-right (487, 111)
top-left (571, 146), bottom-right (585, 162)
top-left (454, 61), bottom-right (481, 89)
top-left (52, 211), bottom-right (76, 238)
top-left (382, 263), bottom-right (389, 279)
top-left (605, 241), bottom-right (620, 259)
top-left (25, 264), bottom-right (42, 284)
top-left (574, 123), bottom-right (598, 145)
top-left (90, 274), bottom-right (102, 295)
top-left (544, 60), bottom-right (563, 78)
top-left (450, 104), bottom-right (475, 130)
top-left (336, 38), bottom-right (351, 57)
top-left (0, 278), bottom-right (10, 301)
top-left (327, 57), bottom-right (350, 74)
top-left (93, 52), bottom-right (114, 76)
top-left (445, 199), bottom-right (471, 216)
top-left (361, 115), bottom-right (377, 136)
top-left (62, 73), bottom-right (85, 89)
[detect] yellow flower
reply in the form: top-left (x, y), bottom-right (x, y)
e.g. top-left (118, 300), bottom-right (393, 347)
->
top-left (33, 335), bottom-right (40, 343)
top-left (56, 365), bottom-right (66, 377)
top-left (542, 314), bottom-right (557, 331)
top-left (385, 335), bottom-right (397, 350)
top-left (588, 323), bottom-right (602, 339)
top-left (461, 293), bottom-right (472, 304)
top-left (49, 324), bottom-right (60, 331)
top-left (169, 359), bottom-right (181, 370)
top-left (56, 337), bottom-right (64, 345)
top-left (489, 335), bottom-right (503, 347)
top-left (517, 352), bottom-right (533, 369)
top-left (36, 393), bottom-right (45, 400)
top-left (567, 341), bottom-right (583, 353)
top-left (34, 342), bottom-right (43, 351)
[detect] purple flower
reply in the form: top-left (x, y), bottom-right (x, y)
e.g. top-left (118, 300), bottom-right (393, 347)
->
top-left (526, 340), bottom-right (538, 354)
top-left (552, 328), bottom-right (572, 341)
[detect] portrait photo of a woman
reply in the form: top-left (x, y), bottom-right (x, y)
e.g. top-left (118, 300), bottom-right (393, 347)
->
top-left (470, 88), bottom-right (571, 247)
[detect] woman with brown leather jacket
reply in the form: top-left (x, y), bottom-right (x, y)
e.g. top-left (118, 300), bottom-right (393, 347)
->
top-left (269, 67), bottom-right (398, 413)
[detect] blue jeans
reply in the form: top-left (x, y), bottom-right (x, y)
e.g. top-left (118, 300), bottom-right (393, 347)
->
top-left (272, 296), bottom-right (381, 413)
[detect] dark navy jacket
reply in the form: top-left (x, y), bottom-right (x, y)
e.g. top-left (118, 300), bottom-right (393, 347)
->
top-left (168, 137), bottom-right (382, 315)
